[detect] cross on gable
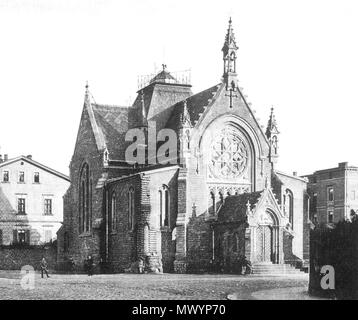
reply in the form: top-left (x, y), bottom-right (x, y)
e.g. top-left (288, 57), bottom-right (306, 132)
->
top-left (225, 87), bottom-right (239, 108)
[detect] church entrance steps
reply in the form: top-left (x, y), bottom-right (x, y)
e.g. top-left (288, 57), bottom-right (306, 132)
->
top-left (252, 262), bottom-right (305, 275)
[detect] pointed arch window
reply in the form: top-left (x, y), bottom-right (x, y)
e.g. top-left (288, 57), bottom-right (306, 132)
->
top-left (110, 192), bottom-right (117, 232)
top-left (159, 185), bottom-right (170, 227)
top-left (232, 233), bottom-right (239, 252)
top-left (209, 191), bottom-right (216, 215)
top-left (79, 163), bottom-right (91, 234)
top-left (128, 187), bottom-right (135, 230)
top-left (285, 189), bottom-right (294, 228)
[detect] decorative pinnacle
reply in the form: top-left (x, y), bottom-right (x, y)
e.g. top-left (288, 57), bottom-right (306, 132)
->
top-left (84, 81), bottom-right (90, 104)
top-left (162, 64), bottom-right (167, 71)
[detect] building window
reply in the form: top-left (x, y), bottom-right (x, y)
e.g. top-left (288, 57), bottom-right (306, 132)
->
top-left (14, 230), bottom-right (30, 245)
top-left (159, 185), bottom-right (170, 227)
top-left (19, 171), bottom-right (25, 183)
top-left (328, 210), bottom-right (334, 223)
top-left (63, 231), bottom-right (69, 252)
top-left (128, 187), bottom-right (135, 230)
top-left (232, 233), bottom-right (238, 252)
top-left (44, 199), bottom-right (52, 215)
top-left (327, 187), bottom-right (334, 202)
top-left (285, 189), bottom-right (294, 228)
top-left (110, 192), bottom-right (116, 232)
top-left (209, 191), bottom-right (216, 215)
top-left (312, 193), bottom-right (317, 213)
top-left (79, 163), bottom-right (91, 233)
top-left (34, 172), bottom-right (40, 183)
top-left (18, 198), bottom-right (26, 214)
top-left (2, 171), bottom-right (9, 182)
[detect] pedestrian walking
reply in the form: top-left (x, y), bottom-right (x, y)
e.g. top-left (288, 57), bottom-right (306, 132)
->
top-left (40, 257), bottom-right (50, 278)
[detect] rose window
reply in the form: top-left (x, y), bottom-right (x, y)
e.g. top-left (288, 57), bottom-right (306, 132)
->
top-left (208, 127), bottom-right (248, 179)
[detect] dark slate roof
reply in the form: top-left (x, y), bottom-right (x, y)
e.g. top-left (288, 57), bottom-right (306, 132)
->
top-left (0, 186), bottom-right (16, 220)
top-left (150, 70), bottom-right (178, 84)
top-left (165, 83), bottom-right (222, 131)
top-left (217, 191), bottom-right (263, 223)
top-left (91, 104), bottom-right (129, 160)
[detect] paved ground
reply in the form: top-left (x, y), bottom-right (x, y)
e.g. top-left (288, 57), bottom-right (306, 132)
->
top-left (0, 271), bottom-right (313, 300)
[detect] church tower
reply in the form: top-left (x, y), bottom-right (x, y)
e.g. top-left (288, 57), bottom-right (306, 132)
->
top-left (222, 18), bottom-right (239, 89)
top-left (266, 107), bottom-right (280, 167)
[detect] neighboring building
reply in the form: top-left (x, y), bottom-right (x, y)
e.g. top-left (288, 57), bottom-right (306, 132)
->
top-left (304, 162), bottom-right (358, 225)
top-left (58, 19), bottom-right (310, 273)
top-left (0, 155), bottom-right (70, 245)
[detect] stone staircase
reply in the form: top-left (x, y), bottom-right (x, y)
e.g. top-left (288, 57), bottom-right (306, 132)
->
top-left (252, 262), bottom-right (306, 275)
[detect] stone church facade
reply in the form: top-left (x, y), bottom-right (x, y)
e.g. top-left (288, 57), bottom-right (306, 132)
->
top-left (58, 19), bottom-right (310, 273)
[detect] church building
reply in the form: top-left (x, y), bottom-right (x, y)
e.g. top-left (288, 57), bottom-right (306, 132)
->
top-left (58, 19), bottom-right (310, 273)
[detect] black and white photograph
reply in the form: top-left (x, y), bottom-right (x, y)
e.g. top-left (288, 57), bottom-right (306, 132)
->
top-left (0, 0), bottom-right (357, 308)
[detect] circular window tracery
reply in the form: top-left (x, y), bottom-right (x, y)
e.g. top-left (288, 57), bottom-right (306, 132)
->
top-left (208, 127), bottom-right (249, 179)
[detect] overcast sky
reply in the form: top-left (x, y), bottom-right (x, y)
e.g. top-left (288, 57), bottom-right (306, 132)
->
top-left (0, 0), bottom-right (357, 176)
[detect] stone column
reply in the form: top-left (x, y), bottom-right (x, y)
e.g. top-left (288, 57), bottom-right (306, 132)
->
top-left (138, 175), bottom-right (162, 272)
top-left (278, 227), bottom-right (284, 264)
top-left (174, 169), bottom-right (188, 273)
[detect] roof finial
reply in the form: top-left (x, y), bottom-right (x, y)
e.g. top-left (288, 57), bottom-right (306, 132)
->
top-left (229, 16), bottom-right (232, 25)
top-left (162, 63), bottom-right (167, 71)
top-left (84, 80), bottom-right (90, 105)
top-left (180, 99), bottom-right (191, 128)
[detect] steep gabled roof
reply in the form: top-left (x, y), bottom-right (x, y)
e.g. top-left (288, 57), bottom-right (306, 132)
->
top-left (0, 156), bottom-right (70, 181)
top-left (165, 83), bottom-right (222, 131)
top-left (85, 102), bottom-right (129, 160)
top-left (217, 191), bottom-right (262, 223)
top-left (0, 186), bottom-right (16, 219)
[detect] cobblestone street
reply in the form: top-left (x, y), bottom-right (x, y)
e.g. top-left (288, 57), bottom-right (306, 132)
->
top-left (0, 271), bottom-right (312, 300)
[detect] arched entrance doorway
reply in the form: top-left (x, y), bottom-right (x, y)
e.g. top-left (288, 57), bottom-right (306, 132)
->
top-left (256, 210), bottom-right (279, 264)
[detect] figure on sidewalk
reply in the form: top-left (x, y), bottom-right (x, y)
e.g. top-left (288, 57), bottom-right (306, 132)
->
top-left (40, 257), bottom-right (50, 278)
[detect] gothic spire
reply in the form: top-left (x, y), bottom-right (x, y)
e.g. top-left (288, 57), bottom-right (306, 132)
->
top-left (180, 99), bottom-right (191, 128)
top-left (84, 81), bottom-right (92, 108)
top-left (266, 107), bottom-right (280, 166)
top-left (222, 18), bottom-right (239, 88)
top-left (141, 90), bottom-right (148, 127)
top-left (265, 107), bottom-right (279, 139)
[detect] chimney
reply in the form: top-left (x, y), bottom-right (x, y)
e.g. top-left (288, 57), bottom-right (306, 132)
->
top-left (27, 155), bottom-right (32, 160)
top-left (293, 171), bottom-right (297, 177)
top-left (338, 162), bottom-right (348, 169)
top-left (4, 154), bottom-right (8, 162)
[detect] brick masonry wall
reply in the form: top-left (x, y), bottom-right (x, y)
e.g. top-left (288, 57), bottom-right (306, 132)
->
top-left (275, 172), bottom-right (308, 262)
top-left (58, 106), bottom-right (109, 272)
top-left (107, 175), bottom-right (140, 272)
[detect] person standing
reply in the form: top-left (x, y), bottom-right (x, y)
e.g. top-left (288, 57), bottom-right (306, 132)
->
top-left (86, 255), bottom-right (94, 276)
top-left (40, 257), bottom-right (50, 278)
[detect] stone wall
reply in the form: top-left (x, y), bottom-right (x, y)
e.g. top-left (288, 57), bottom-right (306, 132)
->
top-left (0, 245), bottom-right (57, 270)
